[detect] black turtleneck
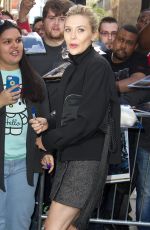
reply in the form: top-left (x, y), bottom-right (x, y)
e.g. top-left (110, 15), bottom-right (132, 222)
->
top-left (68, 45), bottom-right (93, 65)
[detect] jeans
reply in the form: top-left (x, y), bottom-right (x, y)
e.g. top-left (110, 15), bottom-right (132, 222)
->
top-left (136, 147), bottom-right (150, 230)
top-left (0, 158), bottom-right (39, 230)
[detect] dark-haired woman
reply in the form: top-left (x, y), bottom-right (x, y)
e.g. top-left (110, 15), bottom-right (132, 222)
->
top-left (0, 20), bottom-right (52, 230)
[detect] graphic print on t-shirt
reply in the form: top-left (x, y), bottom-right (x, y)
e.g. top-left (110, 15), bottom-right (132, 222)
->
top-left (1, 69), bottom-right (28, 159)
top-left (5, 101), bottom-right (27, 135)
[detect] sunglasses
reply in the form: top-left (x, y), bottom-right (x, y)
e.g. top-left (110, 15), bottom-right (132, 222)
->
top-left (0, 19), bottom-right (17, 26)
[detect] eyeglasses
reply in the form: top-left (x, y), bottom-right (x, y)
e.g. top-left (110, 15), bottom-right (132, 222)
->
top-left (100, 31), bottom-right (117, 37)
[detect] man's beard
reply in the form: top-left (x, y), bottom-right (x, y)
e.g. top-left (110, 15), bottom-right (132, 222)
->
top-left (113, 50), bottom-right (128, 61)
top-left (45, 30), bottom-right (64, 41)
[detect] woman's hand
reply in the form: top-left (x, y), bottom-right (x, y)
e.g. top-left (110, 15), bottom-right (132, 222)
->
top-left (29, 117), bottom-right (48, 134)
top-left (0, 86), bottom-right (21, 108)
top-left (35, 137), bottom-right (46, 151)
top-left (41, 154), bottom-right (54, 173)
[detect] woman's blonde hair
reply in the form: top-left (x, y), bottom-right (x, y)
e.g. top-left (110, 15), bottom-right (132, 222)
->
top-left (66, 4), bottom-right (98, 33)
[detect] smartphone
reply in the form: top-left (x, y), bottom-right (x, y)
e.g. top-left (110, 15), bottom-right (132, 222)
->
top-left (6, 76), bottom-right (20, 92)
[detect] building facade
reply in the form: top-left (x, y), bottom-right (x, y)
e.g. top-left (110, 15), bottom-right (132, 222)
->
top-left (96, 0), bottom-right (142, 25)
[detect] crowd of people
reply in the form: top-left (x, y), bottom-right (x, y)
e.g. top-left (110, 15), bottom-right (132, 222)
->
top-left (0, 0), bottom-right (149, 230)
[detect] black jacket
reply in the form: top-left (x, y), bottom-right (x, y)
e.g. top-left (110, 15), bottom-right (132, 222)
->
top-left (42, 46), bottom-right (120, 163)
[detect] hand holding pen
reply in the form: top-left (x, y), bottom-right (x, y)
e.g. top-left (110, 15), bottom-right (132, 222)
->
top-left (31, 108), bottom-right (54, 173)
top-left (30, 107), bottom-right (48, 134)
top-left (31, 107), bottom-right (36, 119)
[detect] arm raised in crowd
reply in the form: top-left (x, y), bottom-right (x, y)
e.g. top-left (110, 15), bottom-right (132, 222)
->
top-left (17, 0), bottom-right (36, 33)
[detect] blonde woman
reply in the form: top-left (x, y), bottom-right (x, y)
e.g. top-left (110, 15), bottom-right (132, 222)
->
top-left (30, 5), bottom-right (120, 230)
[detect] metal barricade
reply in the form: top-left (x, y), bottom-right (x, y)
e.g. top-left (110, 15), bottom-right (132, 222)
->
top-left (36, 116), bottom-right (150, 230)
